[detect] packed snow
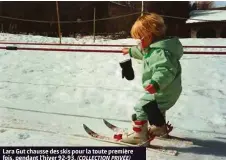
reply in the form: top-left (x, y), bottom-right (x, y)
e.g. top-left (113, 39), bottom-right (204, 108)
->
top-left (0, 33), bottom-right (226, 160)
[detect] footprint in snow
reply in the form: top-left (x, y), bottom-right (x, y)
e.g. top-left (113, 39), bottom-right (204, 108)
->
top-left (18, 133), bottom-right (30, 140)
top-left (0, 129), bottom-right (7, 133)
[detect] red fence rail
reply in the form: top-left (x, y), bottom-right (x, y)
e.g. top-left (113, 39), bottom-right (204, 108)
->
top-left (0, 41), bottom-right (132, 47)
top-left (0, 41), bottom-right (226, 48)
top-left (0, 46), bottom-right (122, 53)
top-left (1, 46), bottom-right (226, 55)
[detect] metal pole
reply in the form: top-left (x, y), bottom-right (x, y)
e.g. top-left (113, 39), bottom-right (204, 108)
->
top-left (141, 1), bottom-right (144, 16)
top-left (56, 1), bottom-right (62, 44)
top-left (93, 7), bottom-right (96, 43)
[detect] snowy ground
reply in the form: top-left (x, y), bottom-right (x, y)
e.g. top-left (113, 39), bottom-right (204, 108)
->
top-left (0, 33), bottom-right (226, 160)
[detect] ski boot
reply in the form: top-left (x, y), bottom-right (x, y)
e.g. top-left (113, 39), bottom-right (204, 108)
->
top-left (113, 114), bottom-right (152, 146)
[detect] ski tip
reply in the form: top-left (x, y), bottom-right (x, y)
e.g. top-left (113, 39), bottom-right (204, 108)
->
top-left (103, 119), bottom-right (111, 125)
top-left (103, 119), bottom-right (107, 123)
top-left (103, 119), bottom-right (111, 126)
top-left (103, 119), bottom-right (117, 129)
top-left (83, 124), bottom-right (88, 130)
top-left (83, 124), bottom-right (93, 135)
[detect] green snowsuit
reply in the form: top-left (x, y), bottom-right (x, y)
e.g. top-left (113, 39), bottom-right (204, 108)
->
top-left (129, 37), bottom-right (183, 120)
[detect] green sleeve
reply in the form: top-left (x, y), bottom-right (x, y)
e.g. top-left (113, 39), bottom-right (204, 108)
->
top-left (129, 46), bottom-right (143, 60)
top-left (148, 49), bottom-right (177, 91)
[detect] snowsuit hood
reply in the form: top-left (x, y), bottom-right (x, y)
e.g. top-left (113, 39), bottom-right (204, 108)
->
top-left (149, 37), bottom-right (183, 60)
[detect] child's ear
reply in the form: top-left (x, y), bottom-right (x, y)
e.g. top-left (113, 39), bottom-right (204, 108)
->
top-left (148, 34), bottom-right (153, 43)
top-left (149, 34), bottom-right (153, 40)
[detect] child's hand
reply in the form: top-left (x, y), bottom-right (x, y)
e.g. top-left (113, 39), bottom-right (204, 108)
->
top-left (122, 48), bottom-right (129, 55)
top-left (145, 84), bottom-right (156, 94)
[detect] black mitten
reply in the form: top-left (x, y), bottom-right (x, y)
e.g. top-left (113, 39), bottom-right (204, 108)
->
top-left (119, 59), bottom-right (135, 80)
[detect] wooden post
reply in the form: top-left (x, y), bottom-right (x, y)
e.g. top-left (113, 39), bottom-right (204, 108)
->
top-left (93, 7), bottom-right (96, 43)
top-left (141, 1), bottom-right (144, 16)
top-left (56, 1), bottom-right (62, 44)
